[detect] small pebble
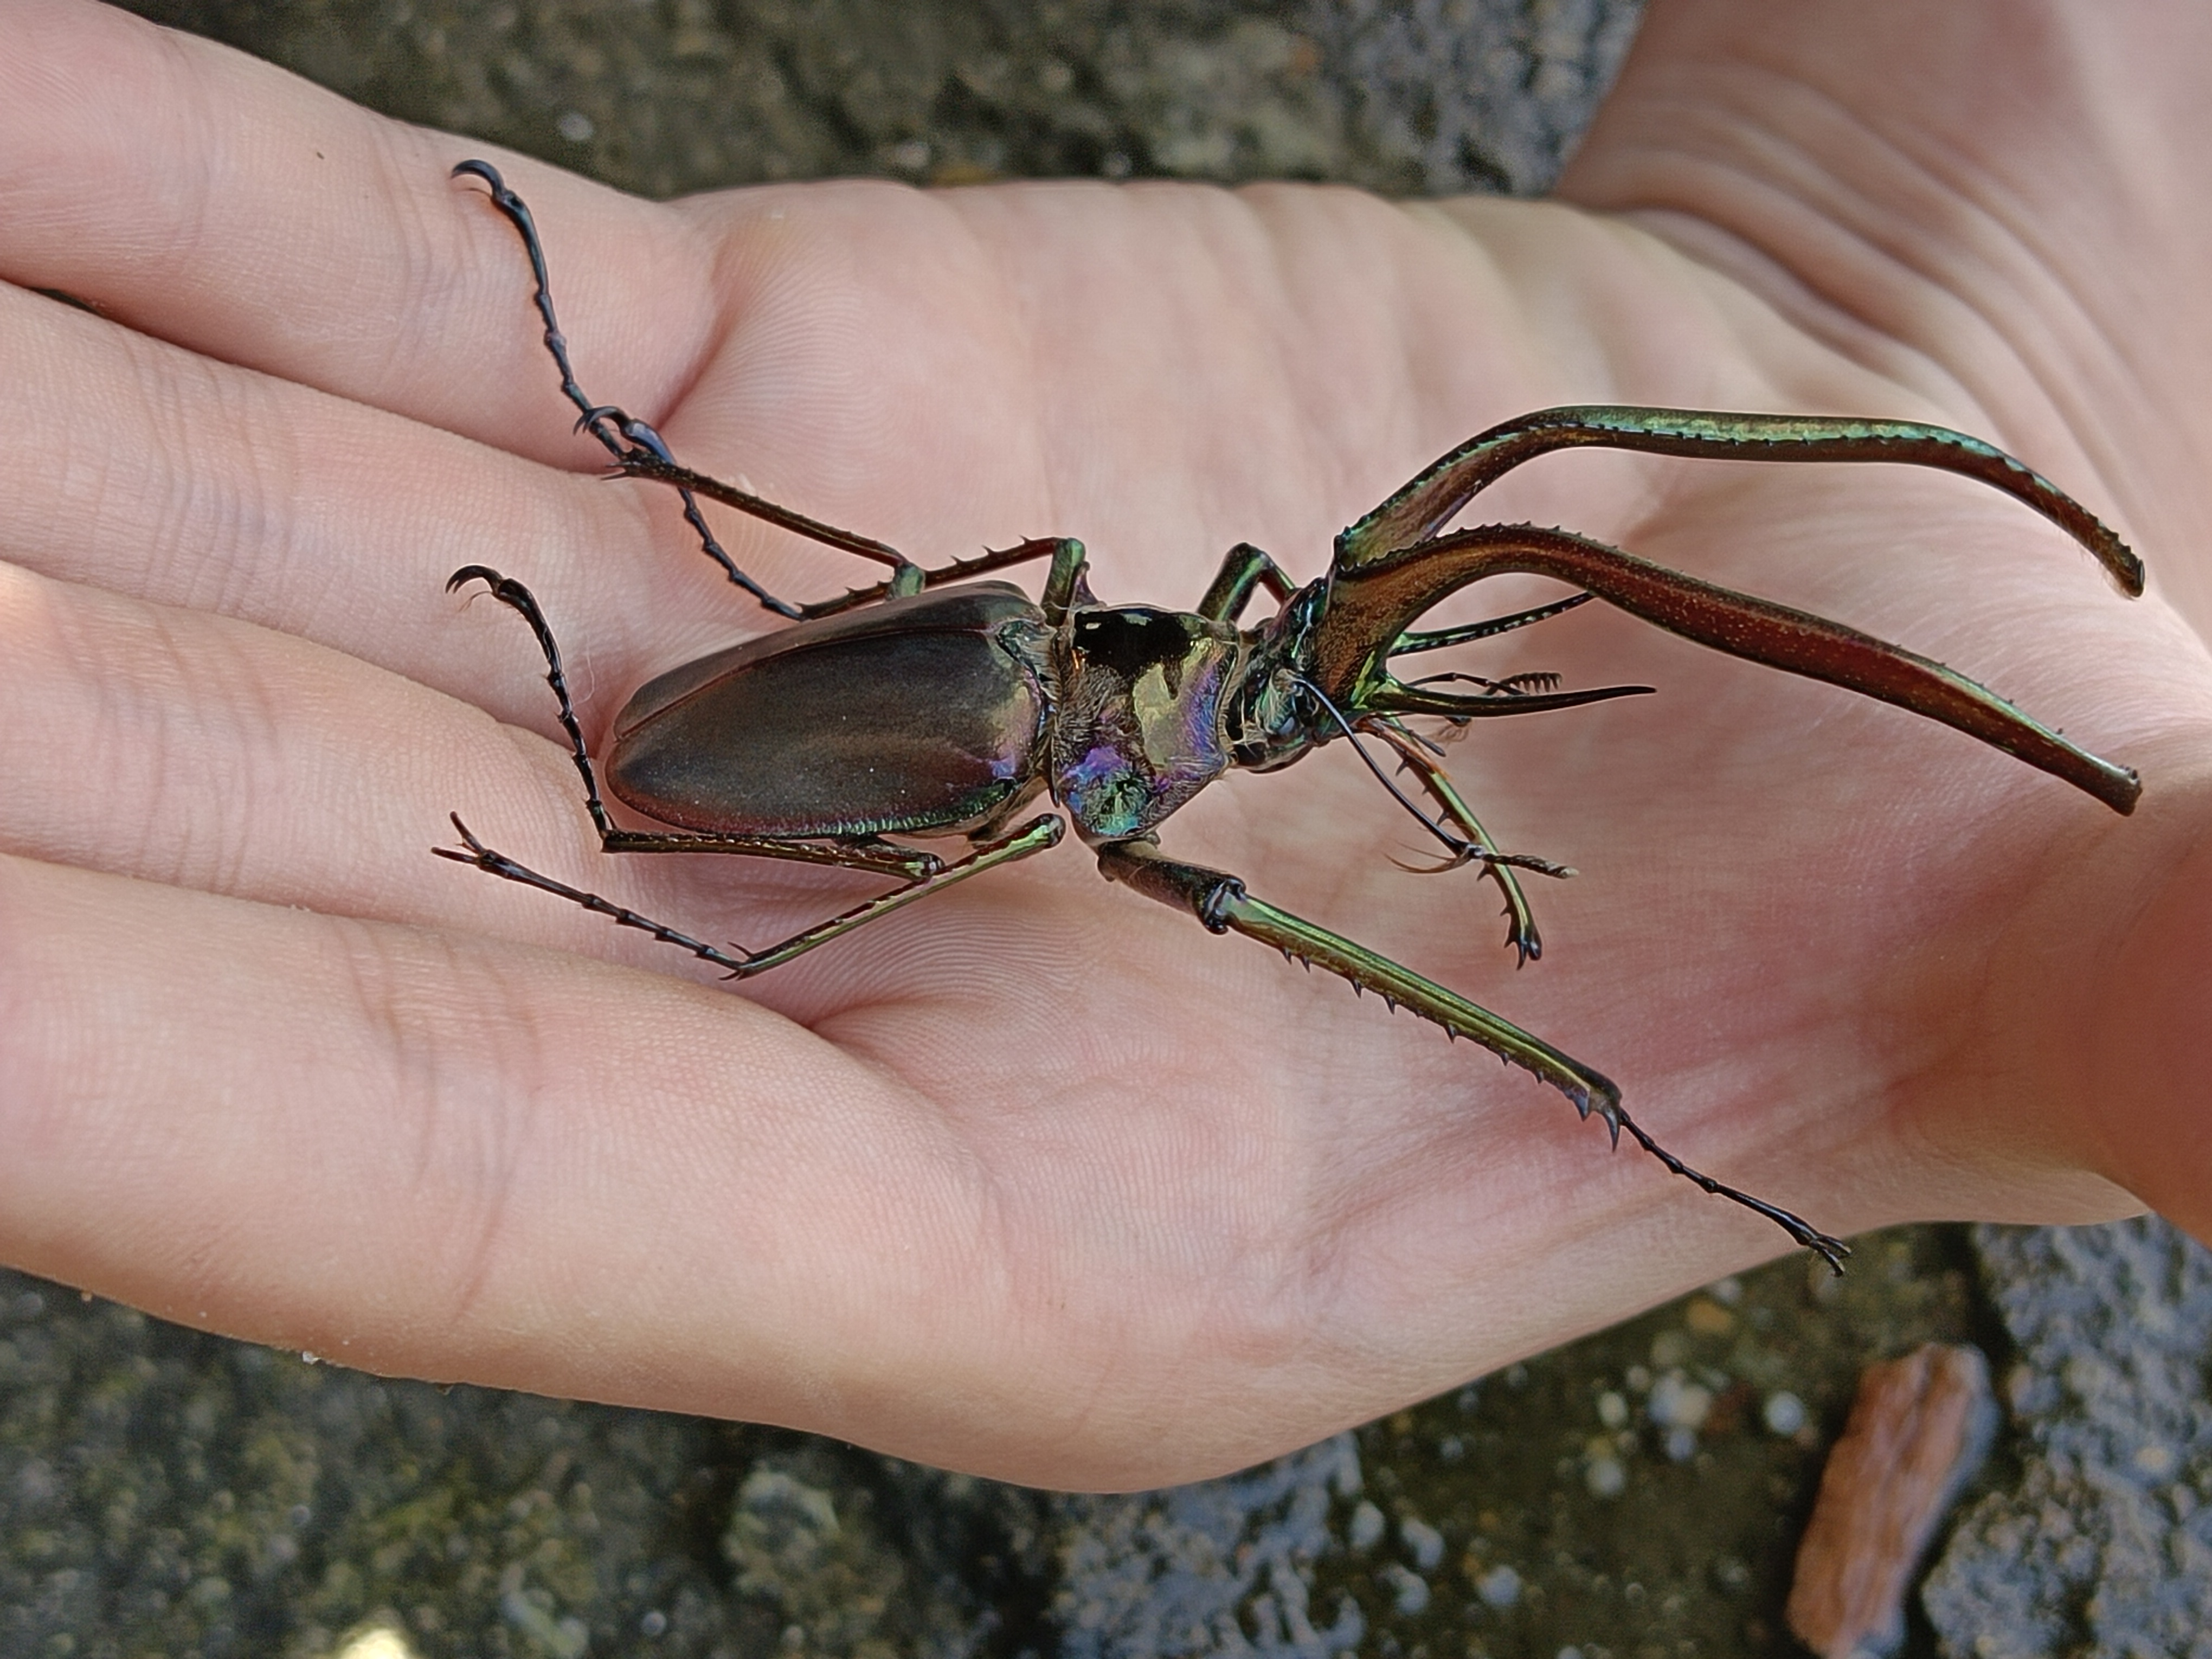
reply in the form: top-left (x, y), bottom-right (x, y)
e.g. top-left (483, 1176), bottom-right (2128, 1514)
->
top-left (1380, 1562), bottom-right (1430, 1616)
top-left (1596, 1391), bottom-right (1629, 1430)
top-left (1585, 1454), bottom-right (1626, 1498)
top-left (1401, 1517), bottom-right (1445, 1572)
top-left (1764, 1391), bottom-right (1809, 1437)
top-left (2131, 1443), bottom-right (2178, 1478)
top-left (1663, 1426), bottom-right (1699, 1463)
top-left (1348, 1500), bottom-right (1386, 1550)
top-left (1686, 1297), bottom-right (1736, 1336)
top-left (1648, 1373), bottom-right (1714, 1431)
top-left (1475, 1565), bottom-right (1522, 1609)
top-left (1787, 1343), bottom-right (1997, 1659)
top-left (556, 111), bottom-right (595, 143)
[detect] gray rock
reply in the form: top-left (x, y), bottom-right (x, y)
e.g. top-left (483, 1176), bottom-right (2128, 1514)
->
top-left (122, 0), bottom-right (1643, 200)
top-left (1054, 1436), bottom-right (1366, 1658)
top-left (1924, 1218), bottom-right (2212, 1659)
top-left (1309, 0), bottom-right (1644, 195)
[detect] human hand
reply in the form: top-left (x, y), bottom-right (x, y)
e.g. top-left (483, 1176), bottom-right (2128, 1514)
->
top-left (1, 0), bottom-right (2205, 1487)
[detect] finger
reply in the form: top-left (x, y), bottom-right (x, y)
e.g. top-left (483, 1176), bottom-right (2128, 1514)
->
top-left (0, 0), bottom-right (711, 467)
top-left (0, 839), bottom-right (1816, 1487)
top-left (0, 556), bottom-right (913, 968)
top-left (0, 269), bottom-right (812, 719)
top-left (0, 845), bottom-right (1034, 1451)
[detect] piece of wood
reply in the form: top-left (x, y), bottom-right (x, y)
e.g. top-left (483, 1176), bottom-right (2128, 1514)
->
top-left (1786, 1343), bottom-right (1998, 1659)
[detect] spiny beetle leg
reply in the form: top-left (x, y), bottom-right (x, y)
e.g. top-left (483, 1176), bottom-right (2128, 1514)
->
top-left (438, 813), bottom-right (1063, 979)
top-left (1096, 837), bottom-right (1849, 1270)
top-left (450, 161), bottom-right (613, 457)
top-left (454, 158), bottom-right (821, 618)
top-left (1359, 719), bottom-right (1549, 965)
top-left (1336, 406), bottom-right (2142, 596)
top-left (613, 451), bottom-right (1092, 622)
top-left (446, 565), bottom-right (938, 880)
top-left (448, 564), bottom-right (614, 838)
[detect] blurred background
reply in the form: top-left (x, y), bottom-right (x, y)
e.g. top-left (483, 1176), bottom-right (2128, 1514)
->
top-left (4, 4), bottom-right (2205, 1657)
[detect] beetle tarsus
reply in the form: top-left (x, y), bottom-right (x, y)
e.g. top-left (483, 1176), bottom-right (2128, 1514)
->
top-left (1611, 1102), bottom-right (1853, 1275)
top-left (448, 563), bottom-right (616, 836)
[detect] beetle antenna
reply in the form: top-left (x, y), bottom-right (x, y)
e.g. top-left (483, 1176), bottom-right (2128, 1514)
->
top-left (1294, 675), bottom-right (1473, 857)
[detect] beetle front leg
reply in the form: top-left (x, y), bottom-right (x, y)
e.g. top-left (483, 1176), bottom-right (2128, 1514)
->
top-left (440, 814), bottom-right (1064, 978)
top-left (1358, 719), bottom-right (1557, 966)
top-left (1097, 837), bottom-right (1849, 1270)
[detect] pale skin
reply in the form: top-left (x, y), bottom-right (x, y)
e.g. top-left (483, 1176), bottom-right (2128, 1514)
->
top-left (0, 0), bottom-right (2207, 1489)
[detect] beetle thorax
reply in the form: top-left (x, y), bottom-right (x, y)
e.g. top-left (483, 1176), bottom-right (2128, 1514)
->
top-left (1047, 605), bottom-right (1245, 843)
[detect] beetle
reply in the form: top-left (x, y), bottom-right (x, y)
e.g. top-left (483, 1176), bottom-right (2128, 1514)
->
top-left (438, 160), bottom-right (2144, 1272)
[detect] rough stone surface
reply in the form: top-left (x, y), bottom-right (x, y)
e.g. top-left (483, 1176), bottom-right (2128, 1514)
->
top-left (1309, 0), bottom-right (1642, 195)
top-left (123, 0), bottom-right (1641, 200)
top-left (1054, 1436), bottom-right (1366, 1658)
top-left (1786, 1344), bottom-right (1997, 1659)
top-left (0, 1281), bottom-right (1049, 1657)
top-left (1923, 1218), bottom-right (2212, 1659)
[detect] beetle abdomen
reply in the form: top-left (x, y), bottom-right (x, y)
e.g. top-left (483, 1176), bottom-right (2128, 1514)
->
top-left (608, 587), bottom-right (1049, 838)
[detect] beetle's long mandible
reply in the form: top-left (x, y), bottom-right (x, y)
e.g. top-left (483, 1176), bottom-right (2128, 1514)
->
top-left (1313, 522), bottom-right (2139, 814)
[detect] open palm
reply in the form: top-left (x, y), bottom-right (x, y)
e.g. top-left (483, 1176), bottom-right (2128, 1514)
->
top-left (2, 0), bottom-right (2208, 1487)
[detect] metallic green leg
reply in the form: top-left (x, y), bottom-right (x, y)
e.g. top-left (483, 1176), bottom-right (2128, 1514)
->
top-left (1336, 406), bottom-right (2143, 597)
top-left (1392, 591), bottom-right (1593, 658)
top-left (1361, 720), bottom-right (1559, 964)
top-left (1196, 542), bottom-right (1300, 622)
top-left (439, 814), bottom-right (1064, 979)
top-left (1098, 837), bottom-right (1849, 1270)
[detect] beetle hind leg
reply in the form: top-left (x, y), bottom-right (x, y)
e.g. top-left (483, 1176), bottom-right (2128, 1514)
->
top-left (438, 813), bottom-right (1063, 979)
top-left (1097, 837), bottom-right (1849, 1270)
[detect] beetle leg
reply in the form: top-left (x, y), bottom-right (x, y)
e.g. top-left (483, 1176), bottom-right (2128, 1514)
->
top-left (438, 813), bottom-right (1063, 978)
top-left (447, 565), bottom-right (940, 881)
top-left (453, 160), bottom-right (837, 619)
top-left (1096, 837), bottom-right (1849, 1270)
top-left (1358, 719), bottom-right (1555, 966)
top-left (1336, 406), bottom-right (2142, 597)
top-left (1196, 543), bottom-right (1301, 623)
top-left (1366, 679), bottom-right (1655, 721)
top-left (617, 450), bottom-right (1094, 622)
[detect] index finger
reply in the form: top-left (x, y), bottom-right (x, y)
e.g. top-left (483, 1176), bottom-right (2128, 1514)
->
top-left (0, 0), bottom-right (716, 466)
